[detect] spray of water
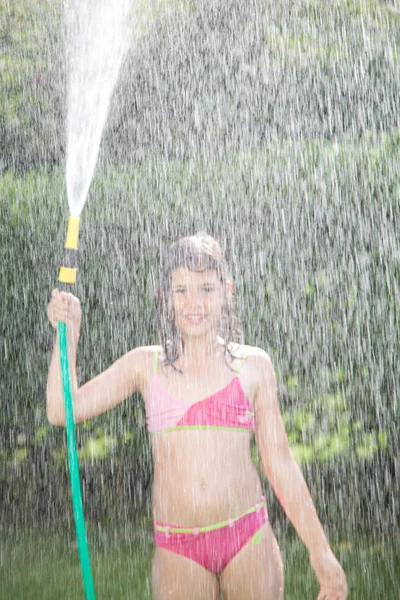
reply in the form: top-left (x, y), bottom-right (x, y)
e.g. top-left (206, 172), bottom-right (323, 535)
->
top-left (65, 0), bottom-right (132, 216)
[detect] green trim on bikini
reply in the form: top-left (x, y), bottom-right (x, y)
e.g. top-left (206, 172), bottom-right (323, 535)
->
top-left (153, 349), bottom-right (159, 374)
top-left (154, 499), bottom-right (265, 534)
top-left (251, 529), bottom-right (263, 545)
top-left (152, 424), bottom-right (253, 433)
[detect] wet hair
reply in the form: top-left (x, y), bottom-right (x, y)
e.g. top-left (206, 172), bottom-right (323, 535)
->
top-left (156, 232), bottom-right (243, 372)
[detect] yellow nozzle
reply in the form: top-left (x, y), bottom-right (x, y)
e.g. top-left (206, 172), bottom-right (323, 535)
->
top-left (65, 216), bottom-right (80, 250)
top-left (58, 216), bottom-right (80, 286)
top-left (58, 266), bottom-right (77, 284)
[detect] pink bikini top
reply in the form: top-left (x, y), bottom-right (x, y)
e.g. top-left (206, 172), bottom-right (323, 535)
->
top-left (145, 352), bottom-right (256, 433)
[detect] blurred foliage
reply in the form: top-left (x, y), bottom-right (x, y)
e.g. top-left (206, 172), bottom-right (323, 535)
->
top-left (2, 0), bottom-right (400, 171)
top-left (1, 0), bottom-right (399, 532)
top-left (0, 0), bottom-right (65, 173)
top-left (1, 131), bottom-right (399, 531)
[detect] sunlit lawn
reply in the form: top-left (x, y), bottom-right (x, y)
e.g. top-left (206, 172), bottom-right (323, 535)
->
top-left (1, 523), bottom-right (399, 599)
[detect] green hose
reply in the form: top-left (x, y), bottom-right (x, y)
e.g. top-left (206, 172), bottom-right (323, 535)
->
top-left (58, 320), bottom-right (96, 599)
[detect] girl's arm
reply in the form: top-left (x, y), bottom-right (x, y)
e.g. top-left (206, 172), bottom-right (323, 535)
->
top-left (253, 351), bottom-right (348, 598)
top-left (46, 290), bottom-right (145, 426)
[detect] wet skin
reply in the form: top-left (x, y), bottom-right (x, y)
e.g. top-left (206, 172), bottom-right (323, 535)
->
top-left (136, 268), bottom-right (285, 598)
top-left (143, 268), bottom-right (264, 525)
top-left (46, 268), bottom-right (347, 599)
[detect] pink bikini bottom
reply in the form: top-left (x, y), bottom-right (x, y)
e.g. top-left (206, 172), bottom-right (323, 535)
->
top-left (154, 497), bottom-right (268, 574)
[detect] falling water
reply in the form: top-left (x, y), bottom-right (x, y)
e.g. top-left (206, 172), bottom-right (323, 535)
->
top-left (65, 0), bottom-right (132, 216)
top-left (2, 0), bottom-right (400, 598)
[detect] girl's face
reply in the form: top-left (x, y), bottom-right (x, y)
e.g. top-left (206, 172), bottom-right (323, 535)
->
top-left (171, 267), bottom-right (226, 338)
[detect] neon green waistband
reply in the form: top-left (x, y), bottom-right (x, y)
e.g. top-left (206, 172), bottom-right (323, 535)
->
top-left (154, 498), bottom-right (266, 534)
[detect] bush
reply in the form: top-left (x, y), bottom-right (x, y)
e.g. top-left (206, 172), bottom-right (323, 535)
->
top-left (1, 131), bottom-right (399, 530)
top-left (2, 0), bottom-right (400, 171)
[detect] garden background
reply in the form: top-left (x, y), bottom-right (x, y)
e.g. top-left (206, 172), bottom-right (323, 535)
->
top-left (1, 0), bottom-right (399, 597)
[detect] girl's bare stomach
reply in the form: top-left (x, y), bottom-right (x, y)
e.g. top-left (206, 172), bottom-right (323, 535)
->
top-left (151, 429), bottom-right (264, 526)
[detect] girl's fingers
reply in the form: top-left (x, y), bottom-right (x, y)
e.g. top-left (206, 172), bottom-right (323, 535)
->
top-left (50, 292), bottom-right (79, 310)
top-left (48, 292), bottom-right (81, 327)
top-left (317, 587), bottom-right (347, 600)
top-left (48, 291), bottom-right (81, 331)
top-left (48, 302), bottom-right (70, 321)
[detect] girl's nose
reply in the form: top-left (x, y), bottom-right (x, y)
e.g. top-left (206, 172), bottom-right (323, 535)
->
top-left (186, 290), bottom-right (203, 307)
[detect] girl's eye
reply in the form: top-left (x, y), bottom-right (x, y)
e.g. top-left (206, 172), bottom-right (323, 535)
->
top-left (174, 288), bottom-right (186, 294)
top-left (203, 287), bottom-right (214, 292)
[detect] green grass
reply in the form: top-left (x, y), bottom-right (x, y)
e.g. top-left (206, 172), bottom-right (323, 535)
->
top-left (1, 524), bottom-right (399, 599)
top-left (0, 523), bottom-right (153, 600)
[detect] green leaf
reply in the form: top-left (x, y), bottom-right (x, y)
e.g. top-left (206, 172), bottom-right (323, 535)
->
top-left (294, 410), bottom-right (316, 431)
top-left (291, 445), bottom-right (314, 464)
top-left (378, 431), bottom-right (388, 450)
top-left (35, 426), bottom-right (48, 444)
top-left (286, 376), bottom-right (298, 390)
top-left (78, 435), bottom-right (117, 461)
top-left (356, 433), bottom-right (378, 459)
top-left (12, 448), bottom-right (28, 465)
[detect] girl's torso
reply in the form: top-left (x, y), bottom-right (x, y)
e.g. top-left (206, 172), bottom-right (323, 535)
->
top-left (137, 343), bottom-right (265, 526)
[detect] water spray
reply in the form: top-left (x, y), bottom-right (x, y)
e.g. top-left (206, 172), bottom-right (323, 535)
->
top-left (54, 1), bottom-right (132, 597)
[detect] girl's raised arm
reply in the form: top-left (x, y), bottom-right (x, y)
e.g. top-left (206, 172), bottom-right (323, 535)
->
top-left (46, 290), bottom-right (144, 426)
top-left (253, 351), bottom-right (348, 599)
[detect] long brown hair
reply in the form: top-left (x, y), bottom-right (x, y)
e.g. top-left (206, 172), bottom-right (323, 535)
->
top-left (156, 232), bottom-right (243, 371)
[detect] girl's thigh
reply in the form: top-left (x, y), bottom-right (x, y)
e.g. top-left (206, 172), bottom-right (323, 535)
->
top-left (219, 522), bottom-right (284, 600)
top-left (152, 547), bottom-right (220, 600)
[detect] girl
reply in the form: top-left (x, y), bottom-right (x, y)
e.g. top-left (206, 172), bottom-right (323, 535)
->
top-left (47, 232), bottom-right (348, 600)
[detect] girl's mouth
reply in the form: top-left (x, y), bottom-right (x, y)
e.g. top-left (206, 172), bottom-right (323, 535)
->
top-left (185, 314), bottom-right (206, 324)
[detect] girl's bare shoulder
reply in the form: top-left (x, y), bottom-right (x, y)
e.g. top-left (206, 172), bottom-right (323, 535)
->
top-left (127, 344), bottom-right (163, 367)
top-left (230, 343), bottom-right (272, 362)
top-left (232, 344), bottom-right (275, 377)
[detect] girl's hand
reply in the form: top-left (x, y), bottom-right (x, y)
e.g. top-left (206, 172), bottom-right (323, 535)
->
top-left (310, 549), bottom-right (348, 600)
top-left (47, 289), bottom-right (82, 341)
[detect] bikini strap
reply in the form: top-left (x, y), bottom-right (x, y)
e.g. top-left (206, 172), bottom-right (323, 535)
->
top-left (153, 350), bottom-right (159, 375)
top-left (236, 349), bottom-right (248, 375)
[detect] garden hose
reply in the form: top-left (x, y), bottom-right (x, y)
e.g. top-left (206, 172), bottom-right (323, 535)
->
top-left (58, 216), bottom-right (96, 600)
